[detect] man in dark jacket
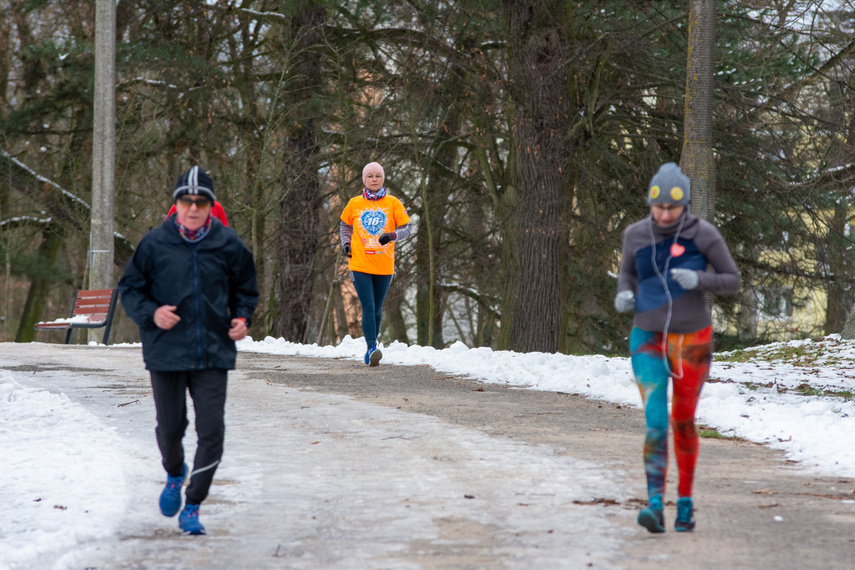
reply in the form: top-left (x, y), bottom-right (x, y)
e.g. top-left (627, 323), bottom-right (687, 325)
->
top-left (118, 165), bottom-right (258, 535)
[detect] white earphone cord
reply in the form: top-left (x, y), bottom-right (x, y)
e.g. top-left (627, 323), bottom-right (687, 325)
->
top-left (648, 214), bottom-right (686, 379)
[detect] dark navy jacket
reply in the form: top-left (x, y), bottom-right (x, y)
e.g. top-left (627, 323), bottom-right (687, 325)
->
top-left (118, 216), bottom-right (258, 371)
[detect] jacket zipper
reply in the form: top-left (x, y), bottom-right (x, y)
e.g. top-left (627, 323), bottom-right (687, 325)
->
top-left (192, 247), bottom-right (205, 368)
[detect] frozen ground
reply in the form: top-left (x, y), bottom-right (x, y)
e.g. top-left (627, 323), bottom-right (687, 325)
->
top-left (0, 343), bottom-right (627, 569)
top-left (4, 335), bottom-right (855, 568)
top-left (242, 334), bottom-right (855, 478)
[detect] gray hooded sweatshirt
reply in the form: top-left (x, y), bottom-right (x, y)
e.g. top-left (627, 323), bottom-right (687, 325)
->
top-left (617, 211), bottom-right (741, 333)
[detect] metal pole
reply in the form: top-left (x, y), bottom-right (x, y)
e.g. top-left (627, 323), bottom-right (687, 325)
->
top-left (89, 0), bottom-right (116, 343)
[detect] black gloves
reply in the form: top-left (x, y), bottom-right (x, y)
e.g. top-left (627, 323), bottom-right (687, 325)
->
top-left (344, 233), bottom-right (394, 255)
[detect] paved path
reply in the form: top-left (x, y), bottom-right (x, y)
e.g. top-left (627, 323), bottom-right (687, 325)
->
top-left (2, 343), bottom-right (855, 569)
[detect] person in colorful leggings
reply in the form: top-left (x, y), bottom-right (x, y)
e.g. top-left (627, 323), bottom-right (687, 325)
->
top-left (340, 162), bottom-right (412, 366)
top-left (614, 163), bottom-right (740, 533)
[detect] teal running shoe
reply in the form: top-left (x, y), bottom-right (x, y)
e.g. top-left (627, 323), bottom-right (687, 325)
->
top-left (675, 497), bottom-right (695, 532)
top-left (638, 494), bottom-right (665, 533)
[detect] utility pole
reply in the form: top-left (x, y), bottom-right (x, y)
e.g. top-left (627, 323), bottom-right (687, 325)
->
top-left (89, 0), bottom-right (116, 343)
top-left (682, 0), bottom-right (717, 220)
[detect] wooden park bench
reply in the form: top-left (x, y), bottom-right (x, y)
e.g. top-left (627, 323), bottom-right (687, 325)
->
top-left (34, 288), bottom-right (119, 345)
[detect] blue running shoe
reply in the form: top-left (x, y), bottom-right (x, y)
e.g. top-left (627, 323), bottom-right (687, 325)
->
top-left (365, 343), bottom-right (382, 366)
top-left (675, 497), bottom-right (695, 532)
top-left (179, 504), bottom-right (206, 535)
top-left (159, 463), bottom-right (187, 517)
top-left (637, 494), bottom-right (665, 533)
top-left (369, 345), bottom-right (382, 367)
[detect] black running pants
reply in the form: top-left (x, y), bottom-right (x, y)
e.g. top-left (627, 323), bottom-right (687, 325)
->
top-left (149, 368), bottom-right (228, 505)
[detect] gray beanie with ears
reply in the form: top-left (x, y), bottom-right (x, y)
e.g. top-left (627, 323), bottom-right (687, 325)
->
top-left (647, 162), bottom-right (690, 206)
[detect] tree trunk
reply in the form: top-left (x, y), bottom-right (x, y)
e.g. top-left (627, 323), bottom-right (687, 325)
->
top-left (272, 4), bottom-right (326, 342)
top-left (497, 179), bottom-right (519, 351)
top-left (0, 10), bottom-right (10, 106)
top-left (415, 210), bottom-right (443, 348)
top-left (501, 0), bottom-right (572, 354)
top-left (682, 0), bottom-right (717, 220)
top-left (736, 288), bottom-right (758, 341)
top-left (16, 228), bottom-right (64, 342)
top-left (841, 305), bottom-right (855, 339)
top-left (334, 283), bottom-right (349, 344)
top-left (824, 202), bottom-right (852, 334)
top-left (413, 40), bottom-right (470, 349)
top-left (825, 81), bottom-right (855, 336)
top-left (384, 276), bottom-right (410, 345)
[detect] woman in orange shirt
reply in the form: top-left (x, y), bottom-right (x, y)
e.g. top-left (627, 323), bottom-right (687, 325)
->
top-left (340, 162), bottom-right (412, 366)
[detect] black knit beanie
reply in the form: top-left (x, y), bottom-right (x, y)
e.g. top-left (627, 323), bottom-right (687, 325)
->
top-left (173, 166), bottom-right (216, 202)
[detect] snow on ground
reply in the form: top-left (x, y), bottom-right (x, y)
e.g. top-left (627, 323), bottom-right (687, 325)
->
top-left (238, 333), bottom-right (855, 478)
top-left (0, 371), bottom-right (130, 567)
top-left (2, 333), bottom-right (855, 568)
top-left (0, 343), bottom-right (626, 570)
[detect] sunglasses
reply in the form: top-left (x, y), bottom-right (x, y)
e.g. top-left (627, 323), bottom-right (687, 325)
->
top-left (177, 196), bottom-right (212, 208)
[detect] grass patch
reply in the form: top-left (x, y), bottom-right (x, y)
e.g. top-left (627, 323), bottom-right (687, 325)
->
top-left (698, 426), bottom-right (745, 441)
top-left (710, 377), bottom-right (854, 401)
top-left (718, 344), bottom-right (820, 366)
top-left (715, 336), bottom-right (852, 368)
top-left (792, 383), bottom-right (854, 400)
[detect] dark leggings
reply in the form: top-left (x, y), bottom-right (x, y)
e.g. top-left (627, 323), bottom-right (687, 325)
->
top-left (150, 368), bottom-right (228, 505)
top-left (350, 270), bottom-right (393, 346)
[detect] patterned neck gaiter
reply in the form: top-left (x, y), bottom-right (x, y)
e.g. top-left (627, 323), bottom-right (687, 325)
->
top-left (362, 187), bottom-right (387, 201)
top-left (175, 214), bottom-right (213, 243)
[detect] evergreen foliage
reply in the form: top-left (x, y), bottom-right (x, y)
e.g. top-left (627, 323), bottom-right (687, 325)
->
top-left (2, 0), bottom-right (855, 352)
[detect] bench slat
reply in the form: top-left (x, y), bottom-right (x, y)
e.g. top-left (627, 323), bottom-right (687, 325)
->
top-left (34, 322), bottom-right (72, 329)
top-left (74, 300), bottom-right (113, 310)
top-left (76, 288), bottom-right (114, 296)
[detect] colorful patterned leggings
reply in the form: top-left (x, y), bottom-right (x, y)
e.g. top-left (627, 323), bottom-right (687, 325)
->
top-left (630, 326), bottom-right (713, 500)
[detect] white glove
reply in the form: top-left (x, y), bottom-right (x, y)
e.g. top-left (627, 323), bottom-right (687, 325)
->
top-left (670, 268), bottom-right (700, 290)
top-left (614, 290), bottom-right (635, 313)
